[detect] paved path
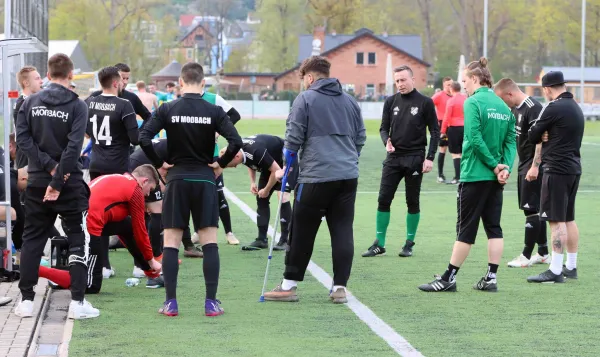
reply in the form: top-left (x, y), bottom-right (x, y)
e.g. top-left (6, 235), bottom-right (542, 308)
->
top-left (0, 279), bottom-right (48, 357)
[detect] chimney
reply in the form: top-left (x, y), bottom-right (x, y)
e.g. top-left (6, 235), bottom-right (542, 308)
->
top-left (331, 29), bottom-right (336, 37)
top-left (382, 31), bottom-right (388, 38)
top-left (312, 26), bottom-right (326, 54)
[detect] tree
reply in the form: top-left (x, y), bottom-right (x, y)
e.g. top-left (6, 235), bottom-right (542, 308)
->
top-left (305, 0), bottom-right (361, 33)
top-left (224, 46), bottom-right (251, 72)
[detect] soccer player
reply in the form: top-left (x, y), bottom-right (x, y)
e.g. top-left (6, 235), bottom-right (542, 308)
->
top-left (418, 57), bottom-right (516, 293)
top-left (140, 62), bottom-right (242, 317)
top-left (494, 78), bottom-right (549, 267)
top-left (136, 80), bottom-right (159, 112)
top-left (440, 81), bottom-right (466, 184)
top-left (129, 139), bottom-right (204, 259)
top-left (527, 71), bottom-right (584, 283)
top-left (432, 76), bottom-right (454, 182)
top-left (155, 82), bottom-right (177, 105)
top-left (37, 166), bottom-right (162, 292)
top-left (362, 65), bottom-right (438, 258)
top-left (15, 53), bottom-right (99, 319)
top-left (219, 134), bottom-right (299, 250)
top-left (263, 56), bottom-right (365, 304)
top-left (13, 66), bottom-right (44, 169)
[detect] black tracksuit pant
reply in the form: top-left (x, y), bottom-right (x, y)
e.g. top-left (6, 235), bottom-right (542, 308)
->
top-left (284, 178), bottom-right (358, 287)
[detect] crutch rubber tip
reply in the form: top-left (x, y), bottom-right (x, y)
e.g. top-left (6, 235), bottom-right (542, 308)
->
top-left (268, 255), bottom-right (272, 259)
top-left (259, 296), bottom-right (265, 302)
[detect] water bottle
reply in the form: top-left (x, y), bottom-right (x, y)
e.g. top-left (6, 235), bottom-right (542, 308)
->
top-left (125, 278), bottom-right (140, 287)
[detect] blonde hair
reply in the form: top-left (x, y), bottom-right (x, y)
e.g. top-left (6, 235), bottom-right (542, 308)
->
top-left (17, 66), bottom-right (37, 89)
top-left (465, 57), bottom-right (493, 88)
top-left (494, 78), bottom-right (519, 93)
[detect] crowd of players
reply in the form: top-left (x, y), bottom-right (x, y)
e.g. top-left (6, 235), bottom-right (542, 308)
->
top-left (0, 51), bottom-right (584, 318)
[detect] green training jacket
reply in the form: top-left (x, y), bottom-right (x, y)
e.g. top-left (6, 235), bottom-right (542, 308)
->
top-left (460, 87), bottom-right (517, 182)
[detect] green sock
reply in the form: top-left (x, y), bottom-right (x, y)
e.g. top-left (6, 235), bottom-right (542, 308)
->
top-left (376, 210), bottom-right (391, 247)
top-left (406, 213), bottom-right (420, 242)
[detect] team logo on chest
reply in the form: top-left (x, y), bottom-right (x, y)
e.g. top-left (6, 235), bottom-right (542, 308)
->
top-left (393, 106), bottom-right (400, 116)
top-left (410, 107), bottom-right (419, 116)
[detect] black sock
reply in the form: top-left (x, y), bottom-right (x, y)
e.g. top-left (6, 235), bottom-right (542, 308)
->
top-left (537, 220), bottom-right (549, 256)
top-left (202, 243), bottom-right (220, 300)
top-left (486, 263), bottom-right (499, 281)
top-left (279, 201), bottom-right (292, 242)
top-left (181, 226), bottom-right (194, 250)
top-left (163, 247), bottom-right (179, 300)
top-left (101, 235), bottom-right (111, 269)
top-left (149, 213), bottom-right (163, 257)
top-left (453, 158), bottom-right (461, 180)
top-left (258, 226), bottom-right (268, 241)
top-left (438, 152), bottom-right (445, 177)
top-left (257, 198), bottom-right (270, 241)
top-left (522, 214), bottom-right (541, 259)
top-left (441, 263), bottom-right (459, 282)
top-left (218, 191), bottom-right (233, 233)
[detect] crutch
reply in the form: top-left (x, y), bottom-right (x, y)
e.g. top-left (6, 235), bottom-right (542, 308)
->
top-left (259, 150), bottom-right (296, 302)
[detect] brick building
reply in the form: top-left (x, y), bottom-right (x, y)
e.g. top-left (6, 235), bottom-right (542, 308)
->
top-left (274, 27), bottom-right (429, 98)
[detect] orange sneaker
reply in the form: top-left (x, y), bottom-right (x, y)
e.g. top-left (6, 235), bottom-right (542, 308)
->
top-left (263, 284), bottom-right (299, 302)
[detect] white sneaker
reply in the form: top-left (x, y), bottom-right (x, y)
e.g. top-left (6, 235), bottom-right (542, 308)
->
top-left (507, 254), bottom-right (531, 268)
top-left (68, 299), bottom-right (100, 319)
top-left (102, 267), bottom-right (115, 279)
top-left (132, 266), bottom-right (145, 278)
top-left (226, 233), bottom-right (240, 245)
top-left (529, 253), bottom-right (551, 265)
top-left (14, 299), bottom-right (34, 318)
top-left (191, 232), bottom-right (200, 244)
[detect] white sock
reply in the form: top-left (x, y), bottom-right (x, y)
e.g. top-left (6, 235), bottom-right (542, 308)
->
top-left (550, 252), bottom-right (563, 275)
top-left (281, 279), bottom-right (298, 290)
top-left (566, 253), bottom-right (577, 270)
top-left (332, 285), bottom-right (346, 292)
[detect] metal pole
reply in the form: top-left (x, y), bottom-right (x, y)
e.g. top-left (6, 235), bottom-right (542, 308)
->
top-left (4, 0), bottom-right (11, 38)
top-left (581, 0), bottom-right (586, 104)
top-left (483, 0), bottom-right (488, 58)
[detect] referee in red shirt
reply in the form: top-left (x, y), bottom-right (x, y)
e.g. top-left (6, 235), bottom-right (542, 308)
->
top-left (432, 77), bottom-right (453, 182)
top-left (38, 165), bottom-right (162, 293)
top-left (440, 81), bottom-right (466, 183)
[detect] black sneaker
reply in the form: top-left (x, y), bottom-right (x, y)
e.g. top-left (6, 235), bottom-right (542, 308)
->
top-left (562, 265), bottom-right (578, 279)
top-left (473, 277), bottom-right (498, 292)
top-left (398, 240), bottom-right (415, 257)
top-left (361, 241), bottom-right (386, 257)
top-left (146, 275), bottom-right (165, 289)
top-left (273, 239), bottom-right (288, 251)
top-left (527, 269), bottom-right (565, 283)
top-left (242, 239), bottom-right (268, 251)
top-left (418, 275), bottom-right (457, 292)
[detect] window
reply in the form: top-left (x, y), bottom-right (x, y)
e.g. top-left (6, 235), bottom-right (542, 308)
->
top-left (356, 52), bottom-right (364, 65)
top-left (342, 84), bottom-right (355, 93)
top-left (366, 84), bottom-right (375, 97)
top-left (186, 48), bottom-right (194, 59)
top-left (368, 52), bottom-right (376, 65)
top-left (594, 87), bottom-right (600, 99)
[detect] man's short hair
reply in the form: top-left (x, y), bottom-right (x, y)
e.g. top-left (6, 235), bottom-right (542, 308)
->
top-left (166, 82), bottom-right (176, 88)
top-left (98, 66), bottom-right (121, 89)
top-left (114, 63), bottom-right (130, 73)
top-left (136, 80), bottom-right (146, 89)
top-left (180, 63), bottom-right (204, 85)
top-left (132, 164), bottom-right (159, 185)
top-left (299, 56), bottom-right (331, 79)
top-left (17, 66), bottom-right (37, 89)
top-left (394, 65), bottom-right (413, 76)
top-left (442, 76), bottom-right (453, 83)
top-left (48, 54), bottom-right (73, 80)
top-left (451, 81), bottom-right (462, 92)
top-left (494, 78), bottom-right (519, 93)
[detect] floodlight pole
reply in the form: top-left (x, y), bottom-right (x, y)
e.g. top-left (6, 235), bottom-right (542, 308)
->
top-left (483, 0), bottom-right (488, 58)
top-left (4, 0), bottom-right (11, 38)
top-left (581, 0), bottom-right (586, 104)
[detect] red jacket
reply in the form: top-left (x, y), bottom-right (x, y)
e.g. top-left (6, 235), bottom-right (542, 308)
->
top-left (441, 93), bottom-right (466, 134)
top-left (87, 173), bottom-right (152, 261)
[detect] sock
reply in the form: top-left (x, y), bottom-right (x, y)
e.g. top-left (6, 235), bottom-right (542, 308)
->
top-left (218, 193), bottom-right (233, 234)
top-left (453, 158), bottom-right (461, 180)
top-left (375, 210), bottom-right (391, 247)
top-left (522, 215), bottom-right (541, 259)
top-left (281, 279), bottom-right (298, 290)
top-left (441, 263), bottom-right (460, 282)
top-left (438, 152), bottom-right (445, 177)
top-left (202, 243), bottom-right (220, 300)
top-left (39, 266), bottom-right (71, 289)
top-left (550, 252), bottom-right (563, 275)
top-left (101, 235), bottom-right (111, 269)
top-left (406, 213), bottom-right (420, 242)
top-left (149, 213), bottom-right (163, 257)
top-left (258, 226), bottom-right (268, 241)
top-left (279, 201), bottom-right (292, 242)
top-left (566, 252), bottom-right (577, 270)
top-left (332, 285), bottom-right (346, 292)
top-left (537, 221), bottom-right (549, 256)
top-left (486, 263), bottom-right (499, 281)
top-left (163, 247), bottom-right (179, 300)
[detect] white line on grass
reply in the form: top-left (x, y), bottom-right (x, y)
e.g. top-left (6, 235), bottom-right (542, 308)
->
top-left (224, 187), bottom-right (423, 357)
top-left (231, 190), bottom-right (600, 195)
top-left (583, 142), bottom-right (600, 146)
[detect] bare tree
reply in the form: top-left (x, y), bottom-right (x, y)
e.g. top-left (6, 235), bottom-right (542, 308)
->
top-left (417, 0), bottom-right (434, 64)
top-left (450, 0), bottom-right (472, 59)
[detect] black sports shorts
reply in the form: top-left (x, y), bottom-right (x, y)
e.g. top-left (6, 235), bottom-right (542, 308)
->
top-left (539, 173), bottom-right (580, 222)
top-left (447, 126), bottom-right (464, 154)
top-left (517, 173), bottom-right (542, 212)
top-left (438, 120), bottom-right (448, 147)
top-left (456, 180), bottom-right (504, 244)
top-left (162, 179), bottom-right (218, 231)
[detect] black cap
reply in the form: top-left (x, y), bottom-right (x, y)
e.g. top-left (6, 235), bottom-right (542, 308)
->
top-left (541, 71), bottom-right (566, 87)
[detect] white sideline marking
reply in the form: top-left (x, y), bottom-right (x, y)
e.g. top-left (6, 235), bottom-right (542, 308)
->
top-left (224, 187), bottom-right (423, 357)
top-left (583, 142), bottom-right (600, 146)
top-left (232, 190), bottom-right (600, 195)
